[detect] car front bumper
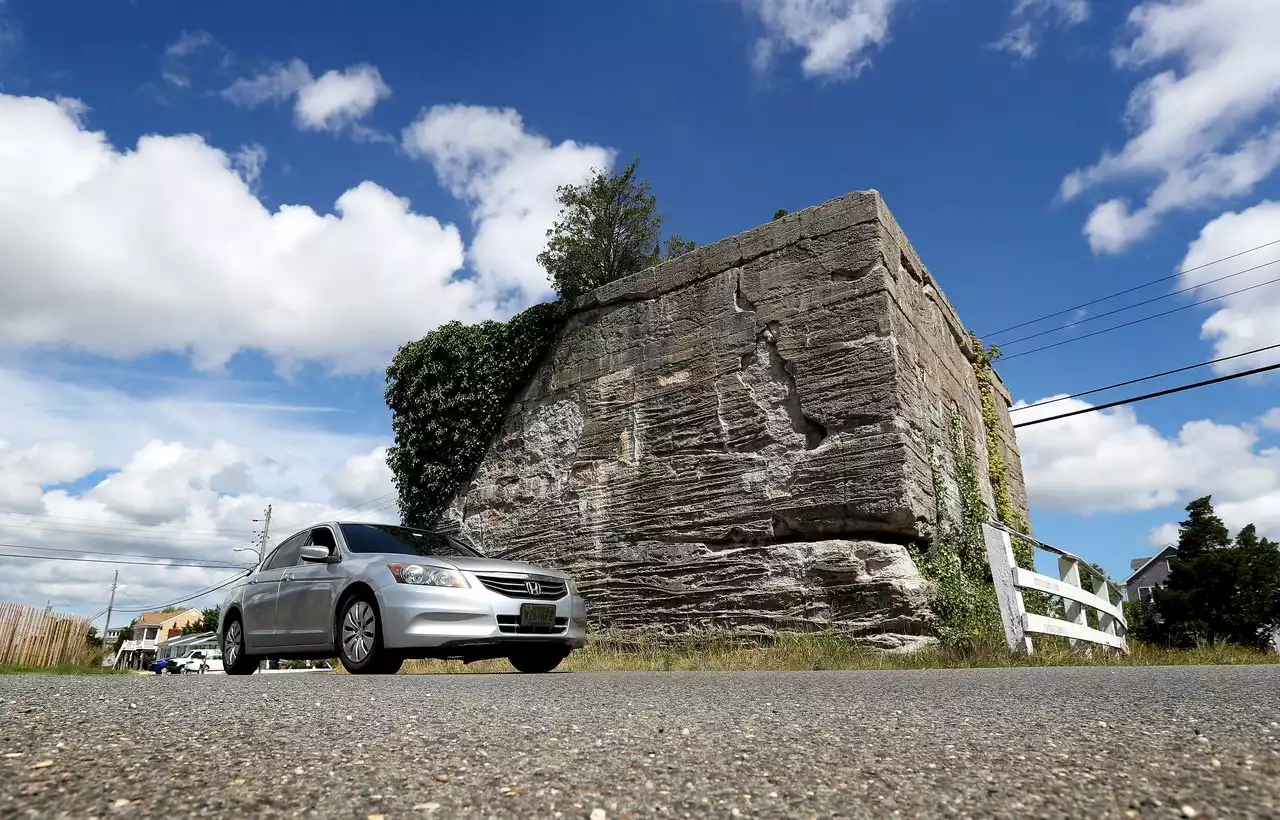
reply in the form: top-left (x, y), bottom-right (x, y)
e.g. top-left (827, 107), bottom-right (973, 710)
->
top-left (374, 576), bottom-right (589, 652)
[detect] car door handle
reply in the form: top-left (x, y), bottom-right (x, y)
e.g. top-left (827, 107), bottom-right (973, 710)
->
top-left (282, 571), bottom-right (295, 581)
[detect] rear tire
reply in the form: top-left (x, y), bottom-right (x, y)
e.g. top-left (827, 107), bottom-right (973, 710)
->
top-left (336, 594), bottom-right (401, 675)
top-left (221, 615), bottom-right (258, 675)
top-left (508, 648), bottom-right (569, 674)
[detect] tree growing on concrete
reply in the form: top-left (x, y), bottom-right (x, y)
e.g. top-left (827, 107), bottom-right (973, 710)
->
top-left (537, 158), bottom-right (693, 301)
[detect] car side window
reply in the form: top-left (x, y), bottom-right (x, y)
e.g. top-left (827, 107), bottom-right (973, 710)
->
top-left (308, 526), bottom-right (337, 554)
top-left (264, 533), bottom-right (307, 571)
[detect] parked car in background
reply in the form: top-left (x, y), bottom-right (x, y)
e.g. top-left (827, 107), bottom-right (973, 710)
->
top-left (146, 658), bottom-right (179, 675)
top-left (218, 522), bottom-right (588, 675)
top-left (172, 649), bottom-right (223, 674)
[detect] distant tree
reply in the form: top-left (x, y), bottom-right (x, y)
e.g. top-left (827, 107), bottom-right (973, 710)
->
top-left (1153, 496), bottom-right (1280, 649)
top-left (773, 208), bottom-right (788, 220)
top-left (84, 626), bottom-right (103, 648)
top-left (113, 618), bottom-right (137, 653)
top-left (159, 605), bottom-right (184, 614)
top-left (537, 157), bottom-right (690, 301)
top-left (182, 605), bottom-right (221, 635)
top-left (1171, 495), bottom-right (1231, 559)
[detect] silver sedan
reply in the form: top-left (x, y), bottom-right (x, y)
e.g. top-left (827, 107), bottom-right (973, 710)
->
top-left (217, 521), bottom-right (588, 675)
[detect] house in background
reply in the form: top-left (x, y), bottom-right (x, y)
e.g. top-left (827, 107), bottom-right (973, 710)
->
top-left (157, 631), bottom-right (219, 661)
top-left (1125, 545), bottom-right (1178, 603)
top-left (113, 608), bottom-right (202, 669)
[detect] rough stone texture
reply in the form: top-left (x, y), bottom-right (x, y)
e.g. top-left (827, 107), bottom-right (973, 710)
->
top-left (443, 190), bottom-right (1027, 642)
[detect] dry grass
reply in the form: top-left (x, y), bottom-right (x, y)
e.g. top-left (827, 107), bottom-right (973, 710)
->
top-left (331, 633), bottom-right (1280, 675)
top-left (0, 662), bottom-right (127, 675)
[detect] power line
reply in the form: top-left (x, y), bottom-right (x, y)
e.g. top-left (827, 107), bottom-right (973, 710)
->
top-left (983, 235), bottom-right (1280, 338)
top-left (0, 541), bottom-right (252, 567)
top-left (1000, 272), bottom-right (1280, 362)
top-left (271, 490), bottom-right (399, 538)
top-left (0, 520), bottom-right (246, 545)
top-left (998, 257), bottom-right (1280, 347)
top-left (107, 569), bottom-right (253, 613)
top-left (0, 551), bottom-right (254, 569)
top-left (1010, 340), bottom-right (1280, 412)
top-left (1012, 360), bottom-right (1280, 429)
top-left (0, 509), bottom-right (253, 535)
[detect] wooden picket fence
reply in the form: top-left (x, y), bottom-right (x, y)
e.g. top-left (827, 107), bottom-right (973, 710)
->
top-left (0, 602), bottom-right (93, 668)
top-left (982, 523), bottom-right (1128, 655)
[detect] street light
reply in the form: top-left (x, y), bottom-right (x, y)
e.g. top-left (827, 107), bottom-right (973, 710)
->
top-left (234, 544), bottom-right (263, 564)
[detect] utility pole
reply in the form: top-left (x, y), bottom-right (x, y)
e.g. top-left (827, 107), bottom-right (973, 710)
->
top-left (260, 504), bottom-right (272, 546)
top-left (238, 504), bottom-right (273, 564)
top-left (103, 570), bottom-right (118, 639)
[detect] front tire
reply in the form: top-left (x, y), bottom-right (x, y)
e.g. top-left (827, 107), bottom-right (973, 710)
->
top-left (221, 615), bottom-right (258, 675)
top-left (508, 648), bottom-right (569, 674)
top-left (337, 595), bottom-right (401, 675)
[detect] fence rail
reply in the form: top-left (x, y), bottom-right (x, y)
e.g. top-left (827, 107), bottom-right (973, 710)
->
top-left (0, 602), bottom-right (93, 668)
top-left (982, 523), bottom-right (1128, 654)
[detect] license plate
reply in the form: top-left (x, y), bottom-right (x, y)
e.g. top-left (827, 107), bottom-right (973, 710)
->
top-left (519, 603), bottom-right (557, 628)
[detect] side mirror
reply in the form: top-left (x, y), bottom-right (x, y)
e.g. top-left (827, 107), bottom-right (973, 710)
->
top-left (300, 545), bottom-right (333, 563)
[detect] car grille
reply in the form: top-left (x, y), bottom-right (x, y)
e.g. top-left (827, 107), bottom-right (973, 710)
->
top-left (476, 574), bottom-right (567, 600)
top-left (497, 615), bottom-right (568, 635)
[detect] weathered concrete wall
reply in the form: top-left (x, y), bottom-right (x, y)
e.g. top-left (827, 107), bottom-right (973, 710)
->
top-left (442, 190), bottom-right (1027, 646)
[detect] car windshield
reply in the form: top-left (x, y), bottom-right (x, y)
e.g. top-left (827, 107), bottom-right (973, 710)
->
top-left (338, 523), bottom-right (483, 558)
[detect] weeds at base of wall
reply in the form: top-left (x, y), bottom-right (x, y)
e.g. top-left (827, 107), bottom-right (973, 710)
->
top-left (921, 396), bottom-right (1049, 648)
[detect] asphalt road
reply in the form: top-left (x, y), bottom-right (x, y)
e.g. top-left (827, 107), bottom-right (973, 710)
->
top-left (1, 666), bottom-right (1278, 819)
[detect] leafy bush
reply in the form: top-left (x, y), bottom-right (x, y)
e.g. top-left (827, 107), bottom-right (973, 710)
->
top-left (384, 302), bottom-right (567, 527)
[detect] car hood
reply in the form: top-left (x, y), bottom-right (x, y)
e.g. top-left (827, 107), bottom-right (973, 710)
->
top-left (435, 555), bottom-right (570, 579)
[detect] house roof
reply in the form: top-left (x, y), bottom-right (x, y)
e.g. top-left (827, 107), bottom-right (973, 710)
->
top-left (158, 631), bottom-right (218, 648)
top-left (138, 608), bottom-right (200, 626)
top-left (1124, 545), bottom-right (1178, 585)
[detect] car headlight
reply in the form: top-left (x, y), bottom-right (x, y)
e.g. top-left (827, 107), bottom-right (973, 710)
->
top-left (388, 563), bottom-right (469, 588)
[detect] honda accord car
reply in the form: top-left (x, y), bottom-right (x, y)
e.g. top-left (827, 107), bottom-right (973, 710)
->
top-left (217, 521), bottom-right (588, 675)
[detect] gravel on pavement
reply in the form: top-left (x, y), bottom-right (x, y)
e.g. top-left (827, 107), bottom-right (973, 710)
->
top-left (1, 665), bottom-right (1278, 819)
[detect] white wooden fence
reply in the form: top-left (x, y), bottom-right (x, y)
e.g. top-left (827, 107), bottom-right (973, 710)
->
top-left (982, 523), bottom-right (1128, 655)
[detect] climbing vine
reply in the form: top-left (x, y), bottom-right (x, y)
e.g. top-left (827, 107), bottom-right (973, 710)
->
top-left (971, 336), bottom-right (1035, 571)
top-left (384, 301), bottom-right (568, 527)
top-left (916, 333), bottom-right (1047, 647)
top-left (914, 416), bottom-right (1002, 648)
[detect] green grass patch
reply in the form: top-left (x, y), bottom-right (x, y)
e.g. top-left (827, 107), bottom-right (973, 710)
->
top-left (331, 633), bottom-right (1280, 675)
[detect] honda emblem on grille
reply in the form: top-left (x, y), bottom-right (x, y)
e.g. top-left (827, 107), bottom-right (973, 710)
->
top-left (525, 581), bottom-right (542, 596)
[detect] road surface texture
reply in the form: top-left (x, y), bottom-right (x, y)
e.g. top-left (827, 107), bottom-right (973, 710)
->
top-left (1, 666), bottom-right (1278, 819)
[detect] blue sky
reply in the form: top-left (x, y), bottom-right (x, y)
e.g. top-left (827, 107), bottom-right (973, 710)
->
top-left (1, 0), bottom-right (1278, 615)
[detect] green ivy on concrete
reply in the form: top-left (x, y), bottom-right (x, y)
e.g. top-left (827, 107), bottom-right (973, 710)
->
top-left (971, 336), bottom-right (1035, 569)
top-left (384, 301), bottom-right (567, 527)
top-left (916, 422), bottom-right (1002, 648)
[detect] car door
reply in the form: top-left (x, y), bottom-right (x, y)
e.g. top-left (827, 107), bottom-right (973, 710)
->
top-left (240, 532), bottom-right (307, 649)
top-left (274, 526), bottom-right (343, 648)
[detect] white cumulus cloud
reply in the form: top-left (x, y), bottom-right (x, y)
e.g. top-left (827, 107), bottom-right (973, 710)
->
top-left (0, 91), bottom-right (488, 373)
top-left (1061, 0), bottom-right (1280, 254)
top-left (0, 366), bottom-right (398, 615)
top-left (1177, 200), bottom-right (1280, 373)
top-left (402, 104), bottom-right (614, 305)
top-left (1014, 396), bottom-right (1280, 541)
top-left (742, 0), bottom-right (899, 80)
top-left (222, 58), bottom-right (391, 136)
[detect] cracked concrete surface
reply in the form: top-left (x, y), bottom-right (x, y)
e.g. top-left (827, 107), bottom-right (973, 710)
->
top-left (442, 190), bottom-right (1026, 643)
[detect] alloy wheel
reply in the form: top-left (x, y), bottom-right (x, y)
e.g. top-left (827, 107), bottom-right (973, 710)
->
top-left (225, 621), bottom-right (243, 668)
top-left (342, 600), bottom-right (376, 663)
